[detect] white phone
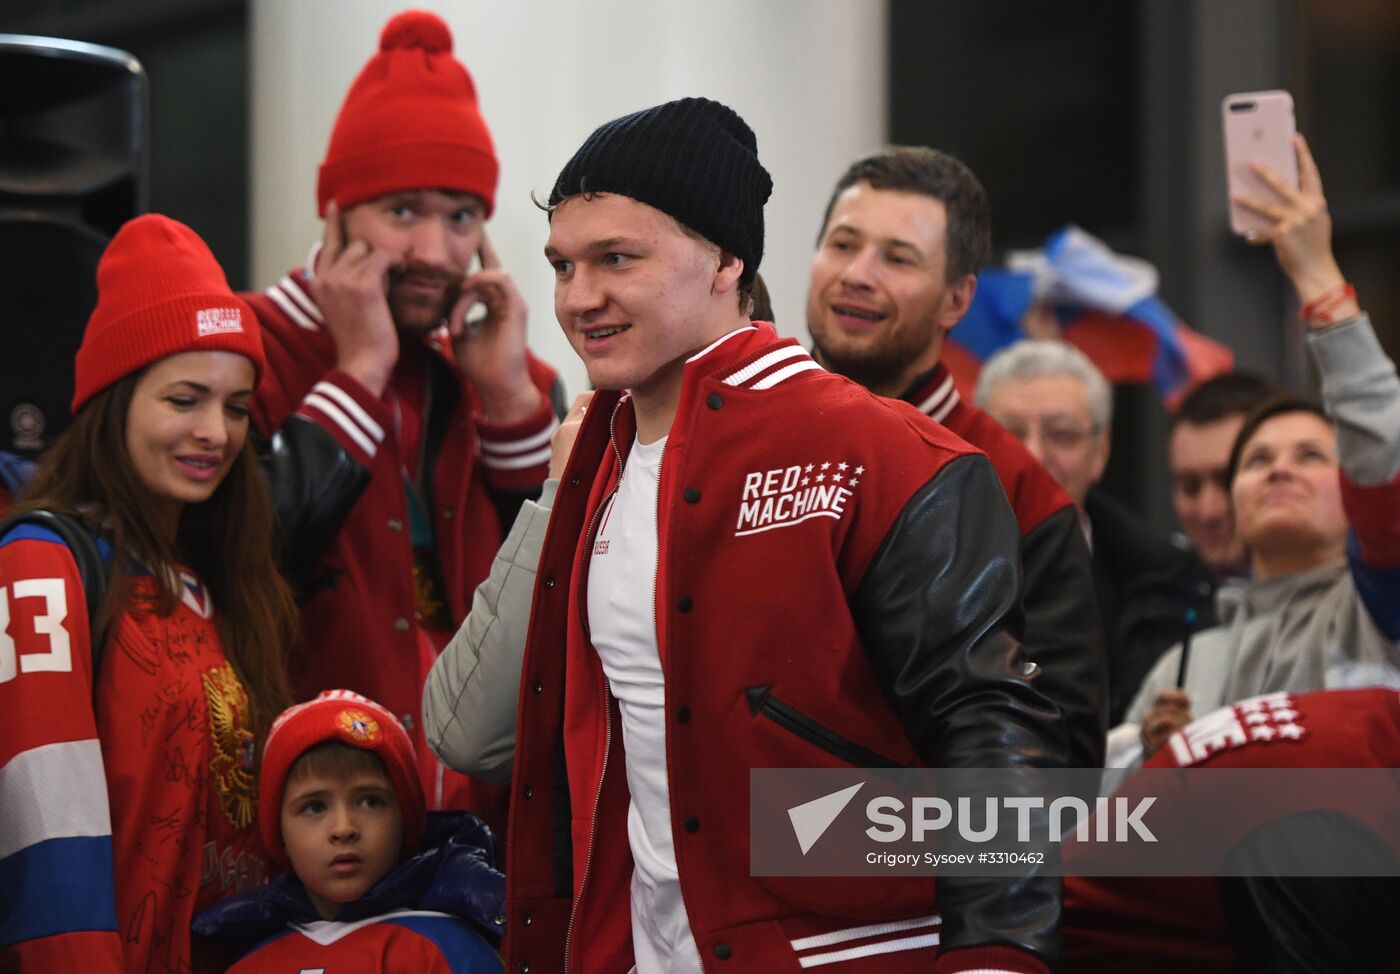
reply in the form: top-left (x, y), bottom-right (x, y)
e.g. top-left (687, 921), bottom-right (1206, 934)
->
top-left (1221, 90), bottom-right (1299, 236)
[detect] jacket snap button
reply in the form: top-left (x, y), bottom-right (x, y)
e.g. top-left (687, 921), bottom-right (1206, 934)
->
top-left (683, 815), bottom-right (700, 833)
top-left (400, 714), bottom-right (414, 730)
top-left (387, 518), bottom-right (403, 532)
top-left (523, 786), bottom-right (534, 799)
top-left (683, 487), bottom-right (701, 504)
top-left (676, 706), bottom-right (691, 723)
top-left (523, 913), bottom-right (532, 926)
top-left (518, 964), bottom-right (530, 973)
top-left (677, 596), bottom-right (693, 613)
top-left (533, 681), bottom-right (544, 694)
top-left (570, 476), bottom-right (582, 487)
top-left (393, 617), bottom-right (410, 632)
top-left (714, 943), bottom-right (732, 960)
top-left (544, 576), bottom-right (556, 589)
top-left (706, 393), bottom-right (723, 410)
top-left (494, 914), bottom-right (506, 925)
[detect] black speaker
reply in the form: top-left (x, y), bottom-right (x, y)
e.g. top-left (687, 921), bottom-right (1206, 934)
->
top-left (0, 34), bottom-right (146, 457)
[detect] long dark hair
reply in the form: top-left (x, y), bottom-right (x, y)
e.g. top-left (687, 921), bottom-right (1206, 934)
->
top-left (15, 371), bottom-right (296, 747)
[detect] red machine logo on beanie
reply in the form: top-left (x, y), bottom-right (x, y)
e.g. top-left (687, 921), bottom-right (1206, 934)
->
top-left (196, 306), bottom-right (244, 337)
top-left (338, 708), bottom-right (381, 743)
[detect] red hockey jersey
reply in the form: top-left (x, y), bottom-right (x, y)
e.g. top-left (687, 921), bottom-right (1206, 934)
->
top-left (0, 523), bottom-right (266, 973)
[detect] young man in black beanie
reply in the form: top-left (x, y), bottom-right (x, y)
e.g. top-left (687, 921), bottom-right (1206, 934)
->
top-left (500, 97), bottom-right (1069, 974)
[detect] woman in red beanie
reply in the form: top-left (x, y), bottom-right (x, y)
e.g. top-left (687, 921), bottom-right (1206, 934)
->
top-left (0, 214), bottom-right (298, 973)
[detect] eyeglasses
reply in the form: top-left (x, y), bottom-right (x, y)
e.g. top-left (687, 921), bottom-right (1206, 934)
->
top-left (1000, 421), bottom-right (1101, 453)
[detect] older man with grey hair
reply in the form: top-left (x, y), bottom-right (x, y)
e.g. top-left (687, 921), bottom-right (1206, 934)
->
top-left (977, 339), bottom-right (1215, 725)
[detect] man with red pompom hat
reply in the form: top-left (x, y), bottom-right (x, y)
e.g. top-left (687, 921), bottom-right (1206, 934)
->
top-left (246, 9), bottom-right (563, 831)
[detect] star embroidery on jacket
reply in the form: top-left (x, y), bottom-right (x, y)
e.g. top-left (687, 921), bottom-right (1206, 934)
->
top-left (1276, 723), bottom-right (1305, 740)
top-left (1249, 725), bottom-right (1277, 741)
top-left (816, 473), bottom-right (826, 482)
top-left (804, 464), bottom-right (814, 473)
top-left (837, 462), bottom-right (848, 471)
top-left (832, 473), bottom-right (844, 483)
top-left (855, 465), bottom-right (866, 475)
top-left (1243, 711), bottom-right (1270, 725)
top-left (849, 478), bottom-right (860, 487)
top-left (802, 477), bottom-right (811, 486)
top-left (820, 462), bottom-right (831, 471)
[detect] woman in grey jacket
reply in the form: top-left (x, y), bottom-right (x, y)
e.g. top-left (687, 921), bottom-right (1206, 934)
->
top-left (1109, 135), bottom-right (1400, 767)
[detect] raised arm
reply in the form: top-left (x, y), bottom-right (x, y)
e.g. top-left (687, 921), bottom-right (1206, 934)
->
top-left (1238, 134), bottom-right (1400, 636)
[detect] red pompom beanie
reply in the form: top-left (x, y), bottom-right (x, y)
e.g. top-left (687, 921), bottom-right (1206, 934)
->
top-left (317, 10), bottom-right (499, 217)
top-left (71, 214), bottom-right (264, 413)
top-left (258, 690), bottom-right (427, 867)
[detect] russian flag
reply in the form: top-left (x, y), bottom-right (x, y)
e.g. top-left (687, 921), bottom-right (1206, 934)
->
top-left (946, 226), bottom-right (1235, 407)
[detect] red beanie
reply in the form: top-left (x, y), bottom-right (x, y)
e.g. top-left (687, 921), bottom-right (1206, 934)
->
top-left (71, 214), bottom-right (264, 413)
top-left (317, 10), bottom-right (499, 217)
top-left (259, 690), bottom-right (427, 867)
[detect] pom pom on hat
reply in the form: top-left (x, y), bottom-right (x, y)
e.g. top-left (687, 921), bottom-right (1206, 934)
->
top-left (318, 10), bottom-right (498, 216)
top-left (258, 690), bottom-right (426, 867)
top-left (380, 10), bottom-right (452, 53)
top-left (71, 214), bottom-right (264, 413)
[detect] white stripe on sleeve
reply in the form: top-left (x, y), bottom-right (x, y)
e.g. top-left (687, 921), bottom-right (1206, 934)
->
top-left (481, 446), bottom-right (553, 470)
top-left (303, 393), bottom-right (377, 458)
top-left (0, 738), bottom-right (111, 860)
top-left (480, 417), bottom-right (560, 457)
top-left (312, 381), bottom-right (385, 443)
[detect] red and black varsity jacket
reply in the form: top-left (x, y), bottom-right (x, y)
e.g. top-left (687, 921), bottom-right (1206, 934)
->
top-left (247, 269), bottom-right (560, 747)
top-left (903, 364), bottom-right (1108, 768)
top-left (505, 324), bottom-right (1069, 974)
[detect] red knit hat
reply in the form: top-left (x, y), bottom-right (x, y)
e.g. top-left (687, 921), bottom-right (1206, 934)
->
top-left (259, 689), bottom-right (426, 867)
top-left (71, 214), bottom-right (264, 413)
top-left (317, 10), bottom-right (499, 217)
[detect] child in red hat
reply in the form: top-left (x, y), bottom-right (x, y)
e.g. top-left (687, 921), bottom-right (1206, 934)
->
top-left (193, 690), bottom-right (505, 972)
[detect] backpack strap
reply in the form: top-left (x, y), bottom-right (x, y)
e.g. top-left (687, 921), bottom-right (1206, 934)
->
top-left (0, 509), bottom-right (110, 695)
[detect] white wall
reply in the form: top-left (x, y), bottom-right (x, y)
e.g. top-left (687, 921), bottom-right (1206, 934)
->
top-left (251, 0), bottom-right (887, 398)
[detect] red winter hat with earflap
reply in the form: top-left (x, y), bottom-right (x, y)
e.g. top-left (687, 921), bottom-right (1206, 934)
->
top-left (317, 10), bottom-right (499, 217)
top-left (258, 689), bottom-right (426, 867)
top-left (72, 214), bottom-right (264, 413)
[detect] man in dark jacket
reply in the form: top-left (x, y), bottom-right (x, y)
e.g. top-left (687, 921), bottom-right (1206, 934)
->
top-left (806, 146), bottom-right (1109, 767)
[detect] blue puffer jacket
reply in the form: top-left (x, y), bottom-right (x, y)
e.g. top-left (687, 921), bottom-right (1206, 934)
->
top-left (192, 811), bottom-right (506, 955)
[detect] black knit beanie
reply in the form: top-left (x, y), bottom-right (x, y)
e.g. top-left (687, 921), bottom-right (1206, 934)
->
top-left (548, 97), bottom-right (773, 284)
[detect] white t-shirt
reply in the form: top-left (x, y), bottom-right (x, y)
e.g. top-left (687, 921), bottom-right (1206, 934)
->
top-left (587, 434), bottom-right (701, 974)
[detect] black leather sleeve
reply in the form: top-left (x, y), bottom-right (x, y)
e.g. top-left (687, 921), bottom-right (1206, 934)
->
top-left (852, 454), bottom-right (1068, 966)
top-left (255, 415), bottom-right (370, 585)
top-left (1020, 505), bottom-right (1109, 768)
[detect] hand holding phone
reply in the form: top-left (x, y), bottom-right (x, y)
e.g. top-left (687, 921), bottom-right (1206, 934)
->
top-left (1222, 90), bottom-right (1299, 236)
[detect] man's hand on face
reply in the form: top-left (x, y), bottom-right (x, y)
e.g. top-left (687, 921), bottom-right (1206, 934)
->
top-left (312, 201), bottom-right (401, 397)
top-left (447, 230), bottom-right (543, 424)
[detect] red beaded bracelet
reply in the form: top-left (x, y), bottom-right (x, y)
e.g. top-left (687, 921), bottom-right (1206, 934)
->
top-left (1299, 282), bottom-right (1356, 324)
